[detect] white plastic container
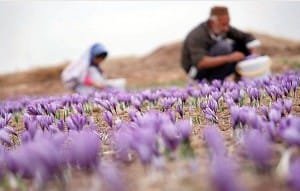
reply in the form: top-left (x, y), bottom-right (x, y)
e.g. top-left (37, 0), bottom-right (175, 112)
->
top-left (236, 55), bottom-right (272, 78)
top-left (104, 78), bottom-right (127, 90)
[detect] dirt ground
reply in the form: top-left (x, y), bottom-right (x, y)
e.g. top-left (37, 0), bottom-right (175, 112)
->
top-left (0, 32), bottom-right (300, 100)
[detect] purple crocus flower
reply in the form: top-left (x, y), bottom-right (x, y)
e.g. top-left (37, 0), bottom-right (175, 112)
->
top-left (207, 98), bottom-right (218, 113)
top-left (36, 115), bottom-right (55, 130)
top-left (0, 128), bottom-right (12, 146)
top-left (95, 99), bottom-right (112, 112)
top-left (212, 79), bottom-right (222, 90)
top-left (135, 111), bottom-right (162, 133)
top-left (281, 127), bottom-right (300, 146)
top-left (73, 103), bottom-right (84, 114)
top-left (133, 142), bottom-right (154, 165)
top-left (65, 129), bottom-right (101, 169)
top-left (56, 120), bottom-right (65, 131)
top-left (211, 91), bottom-right (222, 102)
top-left (48, 124), bottom-right (60, 134)
top-left (243, 129), bottom-right (272, 170)
top-left (260, 106), bottom-right (269, 120)
top-left (268, 109), bottom-right (281, 123)
top-left (166, 110), bottom-right (176, 123)
top-left (0, 113), bottom-right (11, 125)
top-left (2, 126), bottom-right (17, 136)
top-left (160, 97), bottom-right (177, 111)
top-left (113, 128), bottom-right (133, 162)
top-left (28, 137), bottom-right (64, 182)
top-left (127, 107), bottom-right (139, 122)
top-left (41, 102), bottom-right (62, 115)
top-left (117, 92), bottom-right (131, 105)
top-left (103, 111), bottom-right (113, 128)
top-left (7, 134), bottom-right (64, 182)
top-left (272, 99), bottom-right (284, 110)
top-left (23, 114), bottom-right (38, 137)
top-left (176, 119), bottom-right (192, 140)
top-left (248, 87), bottom-right (260, 100)
top-left (203, 107), bottom-right (218, 123)
top-left (26, 105), bottom-right (43, 115)
top-left (178, 91), bottom-right (189, 104)
top-left (131, 97), bottom-right (142, 112)
top-left (291, 80), bottom-right (299, 95)
top-left (6, 145), bottom-right (36, 178)
top-left (225, 97), bottom-right (235, 108)
top-left (176, 104), bottom-right (184, 118)
top-left (265, 85), bottom-right (283, 100)
top-left (203, 126), bottom-right (226, 156)
top-left (109, 97), bottom-right (118, 113)
top-left (200, 84), bottom-right (211, 97)
top-left (210, 156), bottom-right (244, 191)
top-left (280, 117), bottom-right (300, 146)
top-left (283, 99), bottom-right (293, 114)
top-left (160, 120), bottom-right (180, 151)
top-left (0, 119), bottom-right (5, 130)
top-left (65, 113), bottom-right (88, 131)
top-left (200, 101), bottom-right (207, 111)
top-left (20, 131), bottom-right (32, 143)
top-left (227, 89), bottom-right (242, 104)
top-left (131, 127), bottom-right (158, 165)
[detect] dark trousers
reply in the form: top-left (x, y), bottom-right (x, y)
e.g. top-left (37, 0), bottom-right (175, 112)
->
top-left (194, 39), bottom-right (250, 81)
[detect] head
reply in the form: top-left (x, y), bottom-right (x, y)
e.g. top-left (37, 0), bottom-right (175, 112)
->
top-left (92, 53), bottom-right (107, 66)
top-left (90, 43), bottom-right (108, 66)
top-left (208, 6), bottom-right (230, 35)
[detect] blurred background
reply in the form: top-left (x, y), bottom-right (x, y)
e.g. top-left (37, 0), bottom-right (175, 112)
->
top-left (1, 1), bottom-right (300, 73)
top-left (0, 1), bottom-right (300, 98)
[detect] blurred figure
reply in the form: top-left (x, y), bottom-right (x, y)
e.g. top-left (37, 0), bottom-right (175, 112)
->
top-left (61, 43), bottom-right (125, 94)
top-left (181, 6), bottom-right (261, 81)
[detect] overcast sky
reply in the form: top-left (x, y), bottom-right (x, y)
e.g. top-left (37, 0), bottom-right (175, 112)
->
top-left (0, 1), bottom-right (300, 74)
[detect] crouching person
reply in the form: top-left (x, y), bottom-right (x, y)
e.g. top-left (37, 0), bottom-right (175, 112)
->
top-left (181, 6), bottom-right (261, 81)
top-left (61, 43), bottom-right (126, 94)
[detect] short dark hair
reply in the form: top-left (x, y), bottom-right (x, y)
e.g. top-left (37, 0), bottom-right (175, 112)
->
top-left (210, 6), bottom-right (229, 17)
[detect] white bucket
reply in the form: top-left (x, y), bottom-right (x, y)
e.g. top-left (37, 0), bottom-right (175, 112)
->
top-left (104, 78), bottom-right (127, 90)
top-left (236, 55), bottom-right (272, 78)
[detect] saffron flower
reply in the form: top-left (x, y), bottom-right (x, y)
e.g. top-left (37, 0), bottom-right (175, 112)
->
top-left (103, 111), bottom-right (113, 127)
top-left (243, 129), bottom-right (272, 170)
top-left (203, 126), bottom-right (226, 156)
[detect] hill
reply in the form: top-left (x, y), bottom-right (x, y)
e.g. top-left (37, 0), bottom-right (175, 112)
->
top-left (1, 33), bottom-right (300, 99)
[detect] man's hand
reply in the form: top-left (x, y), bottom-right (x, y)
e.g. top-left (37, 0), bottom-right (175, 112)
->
top-left (249, 47), bottom-right (261, 57)
top-left (227, 51), bottom-right (245, 62)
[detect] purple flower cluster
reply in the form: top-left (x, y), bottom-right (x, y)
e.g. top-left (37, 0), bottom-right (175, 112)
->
top-left (200, 98), bottom-right (219, 123)
top-left (2, 129), bottom-right (100, 186)
top-left (242, 129), bottom-right (272, 170)
top-left (0, 70), bottom-right (299, 190)
top-left (113, 111), bottom-right (192, 165)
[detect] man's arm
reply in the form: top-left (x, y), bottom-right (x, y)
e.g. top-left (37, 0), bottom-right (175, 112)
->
top-left (197, 52), bottom-right (245, 69)
top-left (187, 32), bottom-right (245, 70)
top-left (228, 26), bottom-right (261, 55)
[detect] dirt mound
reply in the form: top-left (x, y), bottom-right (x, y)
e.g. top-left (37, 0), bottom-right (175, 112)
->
top-left (253, 32), bottom-right (300, 56)
top-left (1, 32), bottom-right (300, 99)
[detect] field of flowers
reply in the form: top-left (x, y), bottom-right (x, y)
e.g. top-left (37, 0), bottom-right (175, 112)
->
top-left (0, 71), bottom-right (300, 191)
